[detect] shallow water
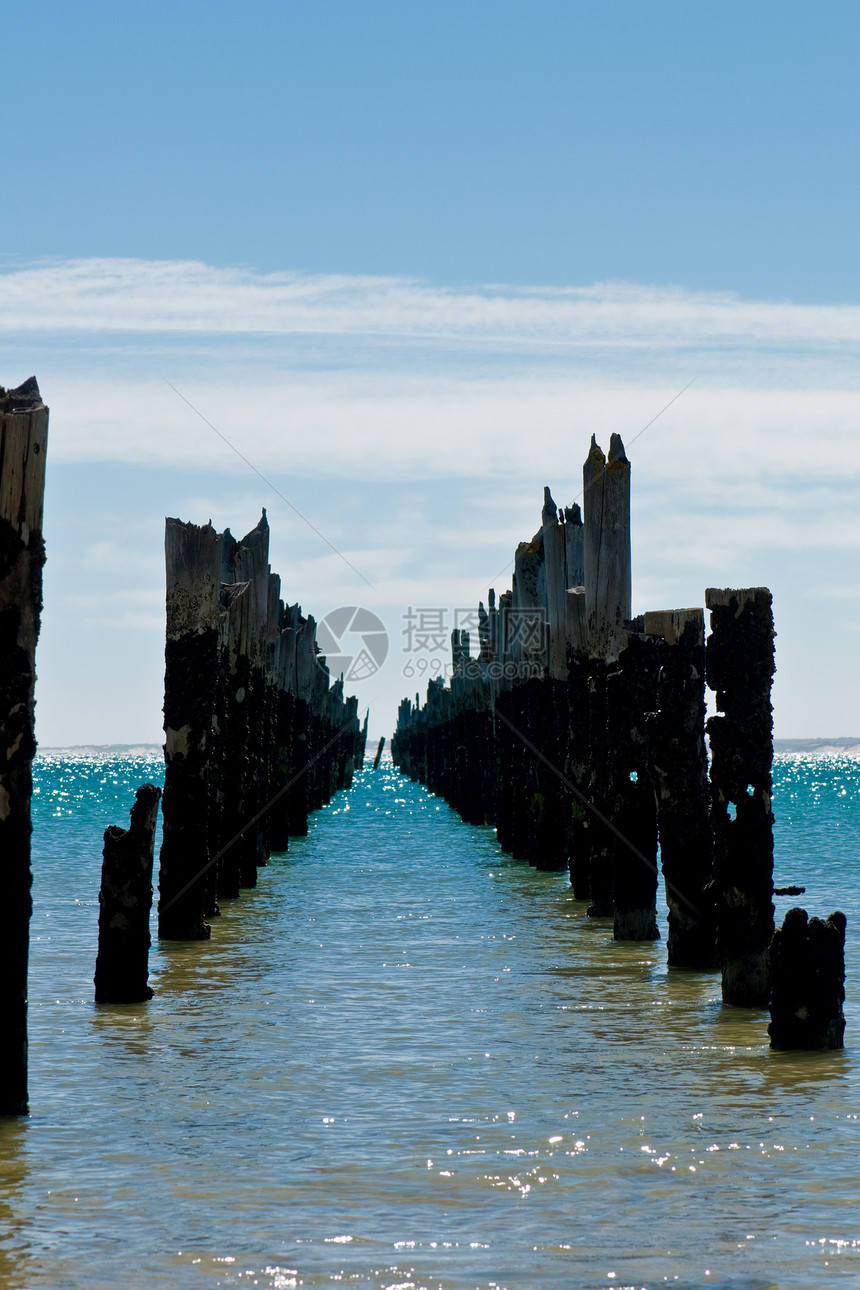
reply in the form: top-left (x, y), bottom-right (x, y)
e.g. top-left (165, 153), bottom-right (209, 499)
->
top-left (1, 753), bottom-right (858, 1289)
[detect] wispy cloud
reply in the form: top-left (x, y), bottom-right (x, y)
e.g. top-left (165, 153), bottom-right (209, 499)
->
top-left (5, 256), bottom-right (860, 353)
top-left (3, 257), bottom-right (857, 489)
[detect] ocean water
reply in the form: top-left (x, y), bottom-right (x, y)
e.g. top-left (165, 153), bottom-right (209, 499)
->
top-left (1, 752), bottom-right (858, 1290)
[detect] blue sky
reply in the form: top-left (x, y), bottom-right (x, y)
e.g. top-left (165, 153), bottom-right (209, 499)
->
top-left (3, 2), bottom-right (860, 742)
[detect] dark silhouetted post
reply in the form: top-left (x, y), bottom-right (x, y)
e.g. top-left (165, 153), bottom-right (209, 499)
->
top-left (158, 519), bottom-right (222, 940)
top-left (94, 784), bottom-right (162, 1003)
top-left (644, 608), bottom-right (718, 969)
top-left (769, 908), bottom-right (846, 1049)
top-left (706, 586), bottom-right (776, 1006)
top-left (0, 377), bottom-right (48, 1117)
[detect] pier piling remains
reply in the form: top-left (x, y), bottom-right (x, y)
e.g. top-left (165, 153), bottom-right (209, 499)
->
top-left (769, 908), bottom-right (846, 1049)
top-left (706, 587), bottom-right (776, 1006)
top-left (158, 511), bottom-right (363, 937)
top-left (94, 784), bottom-right (162, 1003)
top-left (0, 377), bottom-right (48, 1116)
top-left (392, 436), bottom-right (787, 990)
top-left (373, 736), bottom-right (386, 769)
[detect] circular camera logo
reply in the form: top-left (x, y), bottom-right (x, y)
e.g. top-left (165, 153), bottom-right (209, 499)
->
top-left (316, 606), bottom-right (389, 683)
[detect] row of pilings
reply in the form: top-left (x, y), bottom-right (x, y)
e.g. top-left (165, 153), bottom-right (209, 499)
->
top-left (94, 509), bottom-right (370, 1002)
top-left (392, 434), bottom-right (845, 1047)
top-left (155, 510), bottom-right (368, 943)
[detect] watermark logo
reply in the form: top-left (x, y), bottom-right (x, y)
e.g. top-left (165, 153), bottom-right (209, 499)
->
top-left (317, 606), bottom-right (389, 683)
top-left (401, 605), bottom-right (548, 681)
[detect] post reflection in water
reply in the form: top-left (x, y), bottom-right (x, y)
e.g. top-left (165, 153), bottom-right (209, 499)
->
top-left (0, 751), bottom-right (857, 1288)
top-left (0, 1118), bottom-right (32, 1290)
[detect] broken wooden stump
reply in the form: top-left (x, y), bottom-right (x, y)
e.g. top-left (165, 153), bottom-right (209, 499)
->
top-left (706, 586), bottom-right (776, 1006)
top-left (769, 908), bottom-right (846, 1049)
top-left (373, 735), bottom-right (386, 769)
top-left (0, 376), bottom-right (48, 1117)
top-left (356, 712), bottom-right (369, 769)
top-left (94, 784), bottom-right (162, 1003)
top-left (584, 433), bottom-right (631, 665)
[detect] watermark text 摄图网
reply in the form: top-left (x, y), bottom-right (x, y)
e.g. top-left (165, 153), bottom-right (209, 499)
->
top-left (401, 605), bottom-right (549, 682)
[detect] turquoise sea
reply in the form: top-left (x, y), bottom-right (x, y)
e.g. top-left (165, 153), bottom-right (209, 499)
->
top-left (1, 752), bottom-right (858, 1289)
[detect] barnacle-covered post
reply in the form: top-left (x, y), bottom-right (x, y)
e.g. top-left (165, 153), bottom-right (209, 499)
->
top-left (0, 377), bottom-right (48, 1116)
top-left (769, 908), bottom-right (846, 1049)
top-left (606, 627), bottom-right (660, 940)
top-left (644, 608), bottom-right (718, 969)
top-left (706, 586), bottom-right (776, 1006)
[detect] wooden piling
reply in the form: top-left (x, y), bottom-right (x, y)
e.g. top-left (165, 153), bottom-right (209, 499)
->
top-left (0, 377), bottom-right (48, 1117)
top-left (768, 908), bottom-right (846, 1049)
top-left (211, 566), bottom-right (251, 899)
top-left (606, 629), bottom-right (660, 940)
top-left (580, 434), bottom-right (633, 910)
top-left (231, 514), bottom-right (272, 886)
top-left (157, 519), bottom-right (222, 940)
top-left (585, 434), bottom-right (631, 664)
top-left (373, 736), bottom-right (386, 769)
top-left (356, 712), bottom-right (369, 769)
top-left (644, 609), bottom-right (719, 969)
top-left (706, 586), bottom-right (776, 1006)
top-left (94, 784), bottom-right (162, 1003)
top-left (266, 599), bottom-right (296, 853)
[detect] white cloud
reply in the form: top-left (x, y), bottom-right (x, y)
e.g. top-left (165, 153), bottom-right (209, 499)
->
top-left (5, 257), bottom-right (860, 353)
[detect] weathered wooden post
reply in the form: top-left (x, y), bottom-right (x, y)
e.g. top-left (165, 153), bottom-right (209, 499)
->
top-left (266, 598), bottom-right (294, 853)
top-left (581, 434), bottom-right (632, 914)
top-left (706, 586), bottom-right (776, 1006)
top-left (212, 562), bottom-right (251, 900)
top-left (373, 736), bottom-right (386, 769)
top-left (356, 712), bottom-right (369, 769)
top-left (234, 514), bottom-right (272, 884)
top-left (509, 533), bottom-right (545, 862)
top-left (644, 609), bottom-right (718, 969)
top-left (585, 434), bottom-right (631, 664)
top-left (0, 377), bottom-right (48, 1117)
top-left (606, 628), bottom-right (660, 940)
top-left (94, 784), bottom-right (162, 1003)
top-left (158, 519), bottom-right (222, 940)
top-left (769, 908), bottom-right (846, 1049)
top-left (261, 570), bottom-right (282, 850)
top-left (533, 490), bottom-right (572, 869)
top-left (562, 509), bottom-right (588, 890)
top-left (289, 614), bottom-right (316, 834)
top-left (565, 588), bottom-right (590, 898)
top-left (493, 590), bottom-right (517, 852)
